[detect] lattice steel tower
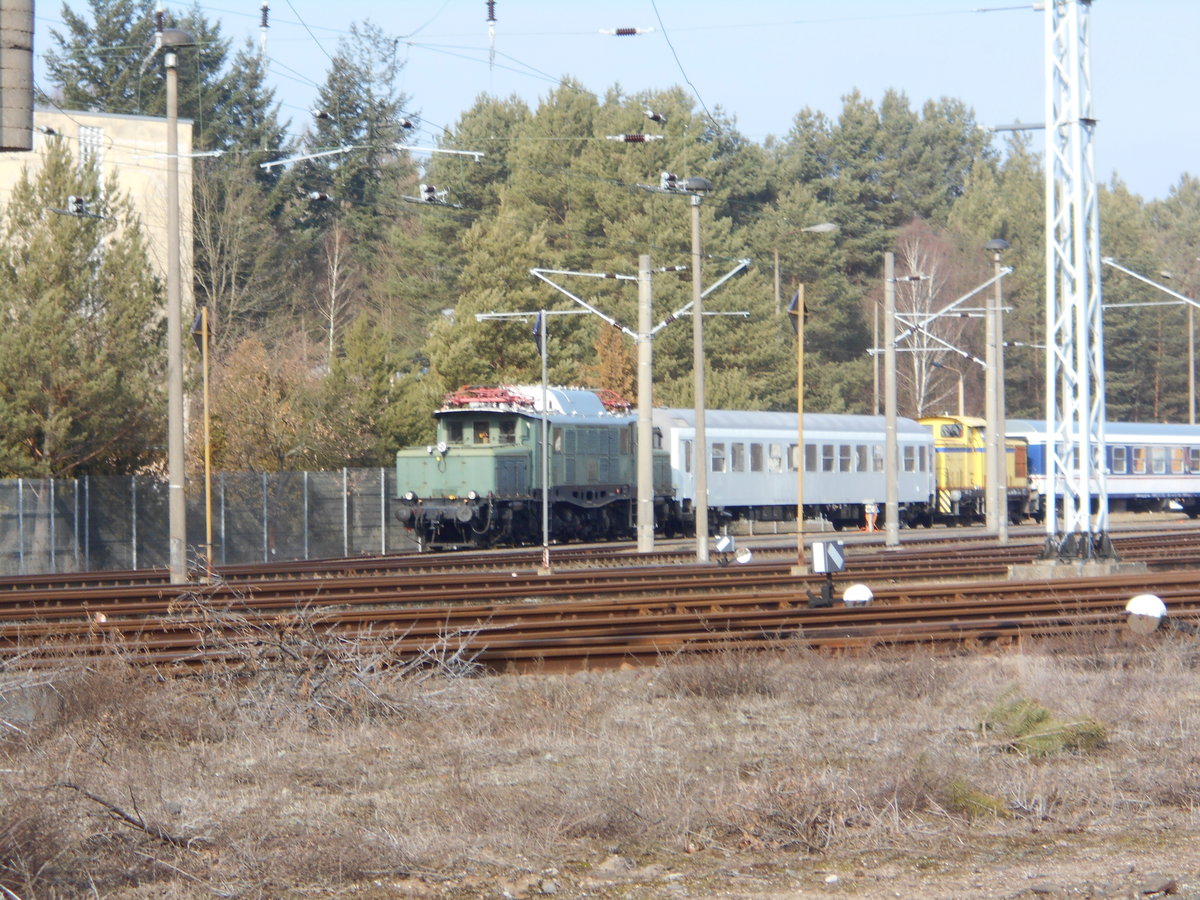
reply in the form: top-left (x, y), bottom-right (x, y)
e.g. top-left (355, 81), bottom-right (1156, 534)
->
top-left (1042, 0), bottom-right (1115, 560)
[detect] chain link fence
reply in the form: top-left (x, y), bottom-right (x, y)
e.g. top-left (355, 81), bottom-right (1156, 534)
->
top-left (0, 468), bottom-right (418, 575)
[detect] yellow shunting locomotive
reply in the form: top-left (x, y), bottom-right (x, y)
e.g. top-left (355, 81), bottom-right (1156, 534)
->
top-left (919, 415), bottom-right (1034, 525)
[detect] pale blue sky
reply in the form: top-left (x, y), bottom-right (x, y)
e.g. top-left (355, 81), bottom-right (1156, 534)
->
top-left (35, 1), bottom-right (1200, 200)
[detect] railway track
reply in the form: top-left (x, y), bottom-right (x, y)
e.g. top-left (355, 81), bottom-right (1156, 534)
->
top-left (1, 524), bottom-right (1198, 671)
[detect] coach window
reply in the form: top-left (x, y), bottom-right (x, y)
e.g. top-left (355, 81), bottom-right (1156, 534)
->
top-left (1151, 446), bottom-right (1167, 475)
top-left (804, 444), bottom-right (816, 472)
top-left (447, 420), bottom-right (464, 444)
top-left (919, 446), bottom-right (928, 472)
top-left (473, 420), bottom-right (491, 444)
top-left (822, 444), bottom-right (835, 472)
top-left (751, 443), bottom-right (764, 472)
top-left (873, 445), bottom-right (884, 472)
top-left (1111, 445), bottom-right (1127, 474)
top-left (498, 419), bottom-right (516, 445)
top-left (712, 443), bottom-right (727, 473)
top-left (1172, 447), bottom-right (1186, 474)
top-left (839, 444), bottom-right (852, 472)
top-left (1191, 448), bottom-right (1200, 473)
top-left (731, 443), bottom-right (746, 472)
top-left (683, 439), bottom-right (693, 473)
top-left (768, 443), bottom-right (784, 473)
top-left (855, 444), bottom-right (868, 472)
top-left (1132, 446), bottom-right (1147, 474)
top-left (903, 446), bottom-right (916, 472)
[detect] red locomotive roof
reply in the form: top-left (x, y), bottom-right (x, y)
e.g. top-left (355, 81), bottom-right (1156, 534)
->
top-left (443, 385), bottom-right (535, 409)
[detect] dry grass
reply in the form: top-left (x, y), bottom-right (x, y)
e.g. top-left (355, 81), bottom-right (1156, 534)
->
top-left (3, 622), bottom-right (1200, 897)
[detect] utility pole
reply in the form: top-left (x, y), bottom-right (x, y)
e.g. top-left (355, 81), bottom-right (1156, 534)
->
top-left (884, 252), bottom-right (899, 549)
top-left (636, 255), bottom-right (654, 553)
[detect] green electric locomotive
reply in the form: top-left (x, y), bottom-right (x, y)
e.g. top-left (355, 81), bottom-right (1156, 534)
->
top-left (395, 385), bottom-right (678, 549)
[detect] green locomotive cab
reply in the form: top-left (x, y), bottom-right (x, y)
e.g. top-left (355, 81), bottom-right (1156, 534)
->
top-left (395, 385), bottom-right (676, 549)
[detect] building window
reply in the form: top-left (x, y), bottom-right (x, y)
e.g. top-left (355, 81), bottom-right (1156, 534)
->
top-left (79, 125), bottom-right (103, 168)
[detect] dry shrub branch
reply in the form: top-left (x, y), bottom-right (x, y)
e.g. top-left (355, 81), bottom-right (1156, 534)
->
top-left (0, 627), bottom-right (1198, 897)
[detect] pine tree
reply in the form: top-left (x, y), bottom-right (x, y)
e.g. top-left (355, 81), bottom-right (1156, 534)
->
top-left (0, 139), bottom-right (164, 476)
top-left (44, 0), bottom-right (239, 151)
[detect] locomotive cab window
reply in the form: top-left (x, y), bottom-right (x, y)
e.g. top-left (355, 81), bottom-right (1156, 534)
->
top-left (941, 424), bottom-right (962, 438)
top-left (498, 419), bottom-right (516, 445)
top-left (446, 420), bottom-right (464, 444)
top-left (473, 421), bottom-right (490, 444)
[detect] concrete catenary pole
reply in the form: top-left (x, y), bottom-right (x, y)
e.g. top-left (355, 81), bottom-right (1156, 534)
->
top-left (0, 0), bottom-right (33, 152)
top-left (637, 254), bottom-right (654, 553)
top-left (164, 30), bottom-right (194, 584)
top-left (885, 252), bottom-right (899, 548)
top-left (691, 193), bottom-right (709, 562)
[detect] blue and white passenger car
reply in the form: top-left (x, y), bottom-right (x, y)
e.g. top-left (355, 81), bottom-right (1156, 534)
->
top-left (652, 409), bottom-right (937, 531)
top-left (1006, 419), bottom-right (1200, 517)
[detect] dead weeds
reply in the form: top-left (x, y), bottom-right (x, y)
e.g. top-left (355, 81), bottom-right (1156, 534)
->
top-left (2, 620), bottom-right (1200, 897)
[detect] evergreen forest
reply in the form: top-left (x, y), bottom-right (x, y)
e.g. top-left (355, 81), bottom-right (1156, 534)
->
top-left (15, 1), bottom-right (1200, 477)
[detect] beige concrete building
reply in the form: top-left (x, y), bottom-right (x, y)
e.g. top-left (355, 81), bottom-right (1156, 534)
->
top-left (0, 107), bottom-right (194, 310)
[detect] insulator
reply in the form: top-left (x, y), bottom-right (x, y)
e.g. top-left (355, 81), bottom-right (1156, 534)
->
top-left (313, 110), bottom-right (332, 121)
top-left (260, 2), bottom-right (268, 27)
top-left (306, 191), bottom-right (330, 201)
top-left (420, 183), bottom-right (437, 201)
top-left (615, 27), bottom-right (638, 35)
top-left (644, 108), bottom-right (666, 124)
top-left (659, 171), bottom-right (678, 191)
top-left (486, 0), bottom-right (496, 23)
top-left (155, 5), bottom-right (164, 31)
top-left (399, 118), bottom-right (414, 129)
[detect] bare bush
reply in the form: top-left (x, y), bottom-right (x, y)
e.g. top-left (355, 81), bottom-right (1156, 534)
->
top-left (0, 632), bottom-right (1198, 896)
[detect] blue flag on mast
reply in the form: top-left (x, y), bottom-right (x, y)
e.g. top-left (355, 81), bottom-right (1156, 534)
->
top-left (532, 310), bottom-right (545, 354)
